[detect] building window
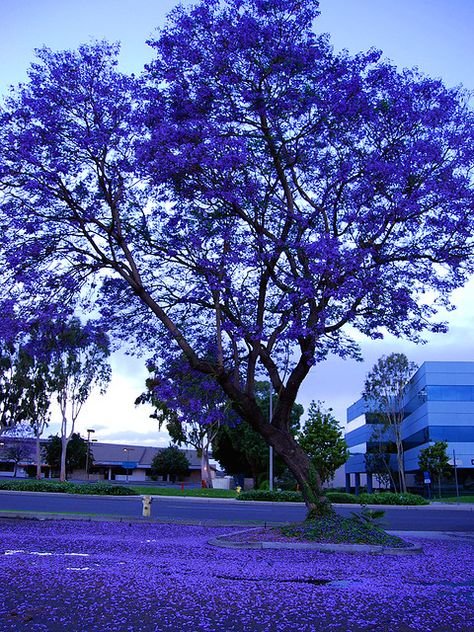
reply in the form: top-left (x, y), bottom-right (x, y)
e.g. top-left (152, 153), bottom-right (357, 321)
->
top-left (426, 385), bottom-right (474, 401)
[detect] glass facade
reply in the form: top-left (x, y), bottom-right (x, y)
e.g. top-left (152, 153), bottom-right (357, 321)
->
top-left (425, 385), bottom-right (474, 401)
top-left (345, 362), bottom-right (474, 476)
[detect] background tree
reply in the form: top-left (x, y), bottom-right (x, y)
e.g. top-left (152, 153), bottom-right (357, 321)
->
top-left (364, 449), bottom-right (397, 491)
top-left (212, 420), bottom-right (270, 486)
top-left (4, 441), bottom-right (31, 477)
top-left (0, 339), bottom-right (45, 436)
top-left (1, 1), bottom-right (474, 515)
top-left (363, 354), bottom-right (418, 493)
top-left (40, 318), bottom-right (111, 481)
top-left (364, 423), bottom-right (398, 490)
top-left (298, 402), bottom-right (349, 485)
top-left (43, 432), bottom-right (88, 477)
top-left (418, 440), bottom-right (451, 499)
top-left (150, 446), bottom-right (190, 483)
top-left (137, 349), bottom-right (232, 488)
top-left (0, 317), bottom-right (53, 479)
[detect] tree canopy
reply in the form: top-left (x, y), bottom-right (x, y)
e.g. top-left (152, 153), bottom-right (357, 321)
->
top-left (43, 432), bottom-right (88, 476)
top-left (418, 440), bottom-right (451, 498)
top-left (150, 446), bottom-right (190, 482)
top-left (0, 313), bottom-right (53, 437)
top-left (38, 317), bottom-right (111, 481)
top-left (1, 0), bottom-right (473, 514)
top-left (298, 401), bottom-right (348, 484)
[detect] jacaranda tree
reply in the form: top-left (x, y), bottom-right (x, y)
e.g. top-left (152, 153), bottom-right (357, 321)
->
top-left (1, 0), bottom-right (473, 516)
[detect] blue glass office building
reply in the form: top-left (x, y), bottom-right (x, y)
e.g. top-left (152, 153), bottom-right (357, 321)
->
top-left (345, 362), bottom-right (474, 492)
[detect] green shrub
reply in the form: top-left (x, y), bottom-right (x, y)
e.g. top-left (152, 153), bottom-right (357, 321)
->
top-left (0, 480), bottom-right (71, 493)
top-left (280, 514), bottom-right (410, 548)
top-left (237, 489), bottom-right (304, 502)
top-left (87, 483), bottom-right (135, 496)
top-left (259, 480), bottom-right (269, 490)
top-left (326, 491), bottom-right (358, 504)
top-left (0, 479), bottom-right (135, 496)
top-left (358, 492), bottom-right (428, 506)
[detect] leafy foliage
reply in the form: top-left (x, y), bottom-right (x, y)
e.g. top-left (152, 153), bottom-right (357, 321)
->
top-left (0, 333), bottom-right (51, 436)
top-left (43, 433), bottom-right (88, 476)
top-left (150, 446), bottom-right (190, 482)
top-left (358, 492), bottom-right (428, 506)
top-left (325, 492), bottom-right (358, 504)
top-left (298, 401), bottom-right (348, 483)
top-left (137, 349), bottom-right (232, 486)
top-left (280, 515), bottom-right (410, 548)
top-left (212, 382), bottom-right (303, 483)
top-left (418, 440), bottom-right (452, 498)
top-left (38, 317), bottom-right (111, 481)
top-left (237, 489), bottom-right (303, 502)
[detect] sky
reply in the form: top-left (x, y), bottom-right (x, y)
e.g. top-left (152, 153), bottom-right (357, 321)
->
top-left (1, 0), bottom-right (473, 447)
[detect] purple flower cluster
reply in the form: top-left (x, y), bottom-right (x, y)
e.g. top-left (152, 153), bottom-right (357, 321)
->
top-left (0, 519), bottom-right (472, 631)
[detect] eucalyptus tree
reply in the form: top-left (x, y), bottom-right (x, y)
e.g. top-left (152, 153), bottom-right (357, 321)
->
top-left (364, 354), bottom-right (418, 493)
top-left (1, 1), bottom-right (474, 515)
top-left (39, 318), bottom-right (111, 481)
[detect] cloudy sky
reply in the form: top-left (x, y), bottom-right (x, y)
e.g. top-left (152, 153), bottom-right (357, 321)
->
top-left (1, 0), bottom-right (473, 446)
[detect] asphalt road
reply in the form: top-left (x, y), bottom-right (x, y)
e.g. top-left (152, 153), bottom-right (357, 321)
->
top-left (0, 490), bottom-right (473, 531)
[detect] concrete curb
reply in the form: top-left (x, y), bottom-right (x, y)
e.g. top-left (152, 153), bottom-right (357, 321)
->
top-left (209, 527), bottom-right (424, 555)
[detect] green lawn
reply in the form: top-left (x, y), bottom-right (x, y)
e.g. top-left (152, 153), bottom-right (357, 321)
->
top-left (438, 495), bottom-right (474, 503)
top-left (131, 486), bottom-right (237, 499)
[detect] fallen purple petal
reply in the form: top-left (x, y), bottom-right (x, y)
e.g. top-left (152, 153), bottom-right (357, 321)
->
top-left (0, 519), bottom-right (473, 631)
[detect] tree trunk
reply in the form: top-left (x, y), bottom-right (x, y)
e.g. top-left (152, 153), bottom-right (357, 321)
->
top-left (394, 430), bottom-right (407, 493)
top-left (250, 416), bottom-right (332, 518)
top-left (60, 433), bottom-right (68, 482)
top-left (200, 445), bottom-right (213, 489)
top-left (220, 378), bottom-right (331, 518)
top-left (36, 432), bottom-right (42, 479)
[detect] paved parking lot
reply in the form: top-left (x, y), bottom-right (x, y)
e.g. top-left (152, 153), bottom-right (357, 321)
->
top-left (1, 518), bottom-right (473, 631)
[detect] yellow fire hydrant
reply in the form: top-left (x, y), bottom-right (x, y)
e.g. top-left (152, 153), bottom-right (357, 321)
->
top-left (142, 495), bottom-right (152, 518)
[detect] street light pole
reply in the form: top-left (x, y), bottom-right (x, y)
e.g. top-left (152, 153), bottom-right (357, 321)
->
top-left (269, 382), bottom-right (273, 492)
top-left (86, 429), bottom-right (95, 481)
top-left (123, 448), bottom-right (134, 483)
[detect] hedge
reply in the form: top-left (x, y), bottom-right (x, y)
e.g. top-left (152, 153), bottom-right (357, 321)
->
top-left (358, 492), bottom-right (428, 506)
top-left (0, 479), bottom-right (135, 495)
top-left (236, 489), bottom-right (304, 502)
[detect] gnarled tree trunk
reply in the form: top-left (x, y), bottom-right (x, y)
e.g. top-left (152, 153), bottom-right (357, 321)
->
top-left (225, 382), bottom-right (332, 518)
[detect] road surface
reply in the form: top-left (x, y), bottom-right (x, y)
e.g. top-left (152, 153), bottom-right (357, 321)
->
top-left (0, 490), bottom-right (473, 531)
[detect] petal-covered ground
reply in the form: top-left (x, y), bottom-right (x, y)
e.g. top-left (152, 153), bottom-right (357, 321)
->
top-left (0, 519), bottom-right (473, 631)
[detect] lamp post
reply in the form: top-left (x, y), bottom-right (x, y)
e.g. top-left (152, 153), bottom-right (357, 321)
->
top-left (269, 382), bottom-right (274, 492)
top-left (123, 448), bottom-right (134, 483)
top-left (86, 429), bottom-right (95, 481)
